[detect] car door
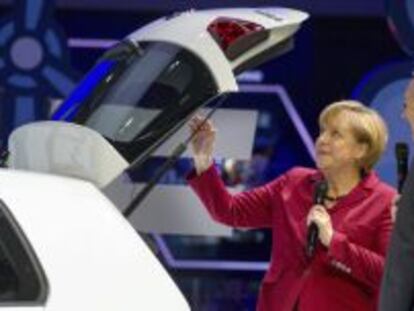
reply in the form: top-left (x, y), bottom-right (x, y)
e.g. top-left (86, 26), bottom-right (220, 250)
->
top-left (52, 8), bottom-right (308, 164)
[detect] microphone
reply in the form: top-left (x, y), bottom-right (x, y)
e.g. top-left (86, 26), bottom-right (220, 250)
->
top-left (395, 142), bottom-right (409, 193)
top-left (307, 180), bottom-right (328, 258)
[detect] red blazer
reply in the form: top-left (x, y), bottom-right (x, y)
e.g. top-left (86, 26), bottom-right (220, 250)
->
top-left (188, 165), bottom-right (396, 311)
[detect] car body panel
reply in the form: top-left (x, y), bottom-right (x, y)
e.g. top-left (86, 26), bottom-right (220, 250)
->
top-left (0, 169), bottom-right (189, 310)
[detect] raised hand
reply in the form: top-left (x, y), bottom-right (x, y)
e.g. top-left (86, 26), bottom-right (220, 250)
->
top-left (189, 115), bottom-right (216, 175)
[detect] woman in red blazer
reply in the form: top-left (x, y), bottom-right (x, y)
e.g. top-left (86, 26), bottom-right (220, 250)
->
top-left (188, 100), bottom-right (396, 311)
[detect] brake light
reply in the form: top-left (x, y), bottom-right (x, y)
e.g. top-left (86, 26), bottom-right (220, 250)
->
top-left (208, 17), bottom-right (267, 60)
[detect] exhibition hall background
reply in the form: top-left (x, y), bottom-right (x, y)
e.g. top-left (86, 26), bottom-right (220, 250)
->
top-left (0, 1), bottom-right (411, 310)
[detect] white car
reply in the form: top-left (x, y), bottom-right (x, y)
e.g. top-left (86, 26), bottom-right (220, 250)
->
top-left (2, 7), bottom-right (308, 310)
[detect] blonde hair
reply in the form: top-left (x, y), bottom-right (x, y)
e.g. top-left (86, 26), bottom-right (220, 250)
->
top-left (319, 100), bottom-right (388, 172)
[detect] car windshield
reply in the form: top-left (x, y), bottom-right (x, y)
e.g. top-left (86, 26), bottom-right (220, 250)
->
top-left (54, 41), bottom-right (219, 162)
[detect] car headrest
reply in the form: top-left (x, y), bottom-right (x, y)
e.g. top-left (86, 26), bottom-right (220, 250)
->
top-left (8, 121), bottom-right (128, 188)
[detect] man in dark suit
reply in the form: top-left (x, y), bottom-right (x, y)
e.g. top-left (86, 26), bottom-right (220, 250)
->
top-left (380, 79), bottom-right (414, 311)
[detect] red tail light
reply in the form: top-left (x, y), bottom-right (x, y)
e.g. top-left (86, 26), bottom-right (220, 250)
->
top-left (208, 17), bottom-right (267, 60)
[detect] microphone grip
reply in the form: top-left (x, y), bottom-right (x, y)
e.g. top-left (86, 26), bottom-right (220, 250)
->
top-left (395, 142), bottom-right (409, 193)
top-left (398, 172), bottom-right (405, 193)
top-left (307, 222), bottom-right (319, 257)
top-left (307, 181), bottom-right (327, 258)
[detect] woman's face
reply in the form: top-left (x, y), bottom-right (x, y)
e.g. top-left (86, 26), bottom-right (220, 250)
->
top-left (315, 113), bottom-right (366, 173)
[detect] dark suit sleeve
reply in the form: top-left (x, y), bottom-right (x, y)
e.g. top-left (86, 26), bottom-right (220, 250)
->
top-left (380, 165), bottom-right (414, 311)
